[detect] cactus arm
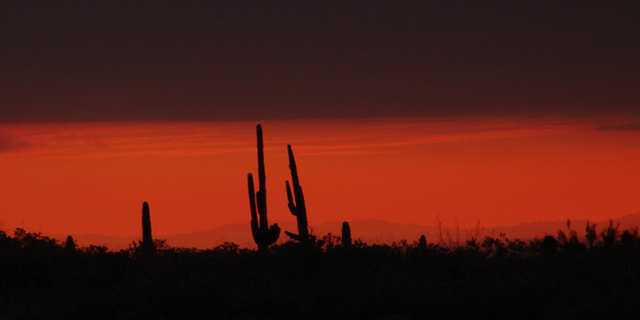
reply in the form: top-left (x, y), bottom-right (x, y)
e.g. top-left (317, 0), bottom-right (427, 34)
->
top-left (286, 181), bottom-right (297, 216)
top-left (285, 230), bottom-right (302, 242)
top-left (248, 173), bottom-right (261, 243)
top-left (257, 190), bottom-right (268, 232)
top-left (267, 224), bottom-right (281, 245)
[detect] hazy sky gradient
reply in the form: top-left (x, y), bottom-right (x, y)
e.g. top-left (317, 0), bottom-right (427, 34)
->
top-left (1, 3), bottom-right (639, 242)
top-left (1, 118), bottom-right (638, 237)
top-left (1, 1), bottom-right (639, 122)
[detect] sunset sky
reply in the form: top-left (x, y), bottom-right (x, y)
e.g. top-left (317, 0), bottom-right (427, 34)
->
top-left (0, 2), bottom-right (638, 239)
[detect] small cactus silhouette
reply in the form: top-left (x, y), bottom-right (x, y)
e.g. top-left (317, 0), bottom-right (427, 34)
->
top-left (418, 235), bottom-right (427, 251)
top-left (64, 235), bottom-right (76, 252)
top-left (342, 221), bottom-right (352, 247)
top-left (142, 202), bottom-right (155, 257)
top-left (284, 144), bottom-right (312, 243)
top-left (248, 125), bottom-right (280, 251)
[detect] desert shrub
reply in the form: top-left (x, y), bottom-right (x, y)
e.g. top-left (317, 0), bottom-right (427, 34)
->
top-left (600, 220), bottom-right (620, 249)
top-left (557, 219), bottom-right (586, 251)
top-left (3, 226), bottom-right (640, 319)
top-left (619, 227), bottom-right (639, 250)
top-left (586, 222), bottom-right (598, 248)
top-left (540, 235), bottom-right (559, 252)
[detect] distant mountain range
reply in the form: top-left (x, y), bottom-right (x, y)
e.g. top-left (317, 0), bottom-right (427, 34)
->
top-left (60, 212), bottom-right (640, 250)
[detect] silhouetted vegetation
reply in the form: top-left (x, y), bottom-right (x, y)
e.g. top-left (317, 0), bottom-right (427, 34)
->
top-left (2, 221), bottom-right (640, 319)
top-left (247, 124), bottom-right (281, 252)
top-left (142, 201), bottom-right (155, 258)
top-left (64, 235), bottom-right (76, 253)
top-left (342, 221), bottom-right (352, 248)
top-left (284, 144), bottom-right (314, 244)
top-left (2, 125), bottom-right (637, 319)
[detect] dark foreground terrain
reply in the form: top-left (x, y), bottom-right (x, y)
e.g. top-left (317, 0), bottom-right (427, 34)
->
top-left (2, 223), bottom-right (640, 320)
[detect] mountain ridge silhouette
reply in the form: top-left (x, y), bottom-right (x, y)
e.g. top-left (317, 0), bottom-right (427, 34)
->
top-left (56, 212), bottom-right (640, 250)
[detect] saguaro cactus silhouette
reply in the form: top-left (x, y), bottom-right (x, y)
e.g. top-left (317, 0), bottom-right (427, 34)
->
top-left (284, 144), bottom-right (312, 243)
top-left (248, 124), bottom-right (280, 251)
top-left (142, 201), bottom-right (155, 256)
top-left (342, 221), bottom-right (352, 247)
top-left (64, 235), bottom-right (76, 253)
top-left (418, 235), bottom-right (427, 251)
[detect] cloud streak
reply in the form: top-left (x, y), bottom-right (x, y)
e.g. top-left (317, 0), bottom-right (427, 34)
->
top-left (0, 122), bottom-right (255, 159)
top-left (0, 132), bottom-right (30, 153)
top-left (278, 118), bottom-right (598, 156)
top-left (598, 123), bottom-right (640, 131)
top-left (0, 117), bottom-right (630, 160)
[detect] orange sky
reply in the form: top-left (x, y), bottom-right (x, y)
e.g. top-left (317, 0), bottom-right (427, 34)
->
top-left (0, 116), bottom-right (638, 238)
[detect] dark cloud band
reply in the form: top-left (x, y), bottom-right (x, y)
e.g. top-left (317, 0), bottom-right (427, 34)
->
top-left (598, 123), bottom-right (640, 131)
top-left (1, 2), bottom-right (638, 122)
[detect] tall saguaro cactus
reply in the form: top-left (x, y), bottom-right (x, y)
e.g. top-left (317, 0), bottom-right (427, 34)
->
top-left (342, 221), bottom-right (352, 247)
top-left (248, 124), bottom-right (280, 251)
top-left (284, 144), bottom-right (311, 243)
top-left (142, 202), bottom-right (155, 257)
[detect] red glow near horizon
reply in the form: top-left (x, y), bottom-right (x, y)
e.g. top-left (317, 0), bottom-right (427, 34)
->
top-left (0, 117), bottom-right (638, 239)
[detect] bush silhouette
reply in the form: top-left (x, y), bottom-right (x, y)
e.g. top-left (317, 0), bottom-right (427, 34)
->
top-left (2, 225), bottom-right (640, 319)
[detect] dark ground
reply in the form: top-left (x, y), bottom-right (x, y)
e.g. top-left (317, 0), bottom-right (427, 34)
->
top-left (2, 227), bottom-right (640, 320)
